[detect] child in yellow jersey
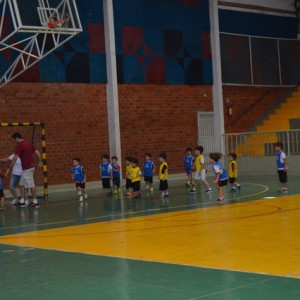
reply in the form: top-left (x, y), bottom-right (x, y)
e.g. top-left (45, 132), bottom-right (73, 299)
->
top-left (189, 146), bottom-right (212, 194)
top-left (131, 158), bottom-right (142, 199)
top-left (159, 153), bottom-right (169, 198)
top-left (228, 153), bottom-right (241, 192)
top-left (125, 156), bottom-right (133, 196)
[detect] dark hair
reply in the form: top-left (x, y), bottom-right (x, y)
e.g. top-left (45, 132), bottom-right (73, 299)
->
top-left (186, 147), bottom-right (192, 152)
top-left (72, 157), bottom-right (81, 163)
top-left (195, 146), bottom-right (204, 153)
top-left (229, 152), bottom-right (237, 160)
top-left (125, 156), bottom-right (133, 162)
top-left (145, 153), bottom-right (152, 158)
top-left (159, 152), bottom-right (167, 160)
top-left (111, 156), bottom-right (118, 160)
top-left (274, 142), bottom-right (283, 149)
top-left (11, 132), bottom-right (22, 139)
top-left (102, 154), bottom-right (109, 159)
top-left (209, 152), bottom-right (222, 162)
top-left (132, 158), bottom-right (138, 165)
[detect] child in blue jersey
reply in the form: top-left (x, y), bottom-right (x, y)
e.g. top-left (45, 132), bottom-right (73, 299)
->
top-left (183, 148), bottom-right (194, 186)
top-left (209, 153), bottom-right (228, 204)
top-left (71, 157), bottom-right (88, 202)
top-left (143, 153), bottom-right (155, 191)
top-left (111, 156), bottom-right (121, 194)
top-left (274, 142), bottom-right (288, 193)
top-left (100, 154), bottom-right (112, 196)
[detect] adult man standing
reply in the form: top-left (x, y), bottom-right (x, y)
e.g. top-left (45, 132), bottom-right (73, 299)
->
top-left (8, 132), bottom-right (43, 208)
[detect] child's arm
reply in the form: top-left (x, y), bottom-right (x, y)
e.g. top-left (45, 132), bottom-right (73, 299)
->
top-left (82, 167), bottom-right (87, 183)
top-left (152, 162), bottom-right (155, 175)
top-left (283, 157), bottom-right (287, 172)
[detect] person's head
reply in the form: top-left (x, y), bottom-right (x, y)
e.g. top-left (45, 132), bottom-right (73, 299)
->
top-left (125, 156), bottom-right (132, 165)
top-left (102, 154), bottom-right (109, 162)
top-left (111, 156), bottom-right (118, 164)
top-left (11, 132), bottom-right (23, 144)
top-left (195, 145), bottom-right (204, 155)
top-left (229, 152), bottom-right (237, 161)
top-left (209, 152), bottom-right (222, 163)
top-left (131, 158), bottom-right (138, 167)
top-left (72, 157), bottom-right (81, 166)
top-left (159, 152), bottom-right (167, 162)
top-left (145, 153), bottom-right (152, 161)
top-left (274, 142), bottom-right (283, 152)
top-left (186, 148), bottom-right (192, 155)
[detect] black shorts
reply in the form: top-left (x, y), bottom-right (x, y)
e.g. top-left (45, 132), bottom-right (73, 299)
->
top-left (278, 170), bottom-right (287, 183)
top-left (126, 179), bottom-right (132, 190)
top-left (218, 179), bottom-right (228, 187)
top-left (159, 179), bottom-right (168, 191)
top-left (102, 178), bottom-right (111, 189)
top-left (0, 189), bottom-right (4, 198)
top-left (75, 182), bottom-right (85, 189)
top-left (132, 181), bottom-right (141, 192)
top-left (229, 177), bottom-right (236, 184)
top-left (113, 177), bottom-right (121, 187)
top-left (144, 176), bottom-right (153, 184)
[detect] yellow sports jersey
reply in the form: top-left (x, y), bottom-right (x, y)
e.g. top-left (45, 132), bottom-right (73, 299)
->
top-left (229, 160), bottom-right (238, 178)
top-left (194, 154), bottom-right (205, 171)
top-left (131, 166), bottom-right (142, 182)
top-left (126, 164), bottom-right (132, 179)
top-left (159, 162), bottom-right (168, 180)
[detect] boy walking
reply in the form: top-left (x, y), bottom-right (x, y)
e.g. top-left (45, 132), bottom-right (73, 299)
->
top-left (71, 157), bottom-right (88, 202)
top-left (274, 142), bottom-right (288, 193)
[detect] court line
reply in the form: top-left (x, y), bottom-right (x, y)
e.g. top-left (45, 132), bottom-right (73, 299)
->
top-left (0, 182), bottom-right (270, 231)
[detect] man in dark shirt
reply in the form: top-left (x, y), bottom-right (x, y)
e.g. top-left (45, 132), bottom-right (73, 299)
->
top-left (9, 132), bottom-right (43, 208)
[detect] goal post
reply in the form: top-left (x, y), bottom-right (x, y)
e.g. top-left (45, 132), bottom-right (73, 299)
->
top-left (0, 122), bottom-right (48, 201)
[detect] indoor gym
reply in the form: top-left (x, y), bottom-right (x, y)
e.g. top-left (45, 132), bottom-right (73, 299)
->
top-left (0, 0), bottom-right (300, 299)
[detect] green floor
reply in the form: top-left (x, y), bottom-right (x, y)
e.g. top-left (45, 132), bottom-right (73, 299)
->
top-left (1, 176), bottom-right (300, 299)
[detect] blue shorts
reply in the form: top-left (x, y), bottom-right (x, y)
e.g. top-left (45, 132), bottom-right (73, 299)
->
top-left (186, 169), bottom-right (192, 175)
top-left (10, 174), bottom-right (21, 189)
top-left (113, 177), bottom-right (120, 187)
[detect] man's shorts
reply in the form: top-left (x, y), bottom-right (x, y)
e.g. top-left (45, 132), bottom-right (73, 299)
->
top-left (102, 177), bottom-right (111, 189)
top-left (144, 176), bottom-right (153, 184)
top-left (10, 174), bottom-right (21, 189)
top-left (20, 168), bottom-right (35, 188)
top-left (277, 170), bottom-right (287, 183)
top-left (194, 169), bottom-right (206, 181)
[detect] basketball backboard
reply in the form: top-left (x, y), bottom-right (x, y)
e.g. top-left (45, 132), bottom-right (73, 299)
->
top-left (0, 0), bottom-right (82, 88)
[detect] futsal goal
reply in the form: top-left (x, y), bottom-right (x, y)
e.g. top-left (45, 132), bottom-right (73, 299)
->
top-left (0, 122), bottom-right (48, 201)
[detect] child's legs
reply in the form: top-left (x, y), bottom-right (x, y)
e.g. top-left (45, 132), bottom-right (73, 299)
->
top-left (132, 181), bottom-right (141, 195)
top-left (229, 177), bottom-right (237, 188)
top-left (126, 179), bottom-right (132, 191)
top-left (278, 170), bottom-right (288, 188)
top-left (10, 174), bottom-right (21, 199)
top-left (218, 179), bottom-right (228, 199)
top-left (186, 170), bottom-right (192, 182)
top-left (76, 183), bottom-right (82, 195)
top-left (200, 169), bottom-right (211, 189)
top-left (0, 189), bottom-right (4, 208)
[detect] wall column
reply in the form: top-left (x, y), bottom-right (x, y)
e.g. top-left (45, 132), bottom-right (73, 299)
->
top-left (209, 0), bottom-right (225, 154)
top-left (103, 0), bottom-right (122, 160)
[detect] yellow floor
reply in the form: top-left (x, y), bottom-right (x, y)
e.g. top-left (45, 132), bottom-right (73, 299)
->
top-left (1, 195), bottom-right (300, 278)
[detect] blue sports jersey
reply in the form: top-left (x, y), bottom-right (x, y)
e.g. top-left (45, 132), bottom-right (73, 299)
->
top-left (72, 165), bottom-right (85, 182)
top-left (143, 160), bottom-right (155, 177)
top-left (100, 162), bottom-right (112, 178)
top-left (112, 163), bottom-right (121, 178)
top-left (276, 151), bottom-right (286, 170)
top-left (212, 162), bottom-right (228, 181)
top-left (184, 155), bottom-right (194, 170)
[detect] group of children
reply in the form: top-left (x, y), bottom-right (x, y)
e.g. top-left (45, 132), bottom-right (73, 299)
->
top-left (71, 141), bottom-right (288, 204)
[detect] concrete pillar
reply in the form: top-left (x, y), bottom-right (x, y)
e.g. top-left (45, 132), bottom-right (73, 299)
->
top-left (103, 0), bottom-right (122, 162)
top-left (209, 0), bottom-right (225, 154)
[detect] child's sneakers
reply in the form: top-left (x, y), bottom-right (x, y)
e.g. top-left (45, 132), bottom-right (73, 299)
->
top-left (28, 202), bottom-right (40, 208)
top-left (84, 193), bottom-right (88, 199)
top-left (216, 198), bottom-right (224, 204)
top-left (126, 191), bottom-right (132, 196)
top-left (189, 188), bottom-right (197, 194)
top-left (150, 187), bottom-right (154, 192)
top-left (161, 192), bottom-right (169, 198)
top-left (230, 188), bottom-right (237, 192)
top-left (237, 184), bottom-right (241, 191)
top-left (11, 198), bottom-right (18, 206)
top-left (78, 196), bottom-right (83, 202)
top-left (185, 182), bottom-right (191, 187)
top-left (205, 188), bottom-right (213, 193)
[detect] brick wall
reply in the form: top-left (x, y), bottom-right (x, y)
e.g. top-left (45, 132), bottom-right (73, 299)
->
top-left (118, 85), bottom-right (213, 174)
top-left (0, 83), bottom-right (109, 186)
top-left (0, 83), bottom-right (212, 186)
top-left (223, 86), bottom-right (292, 133)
